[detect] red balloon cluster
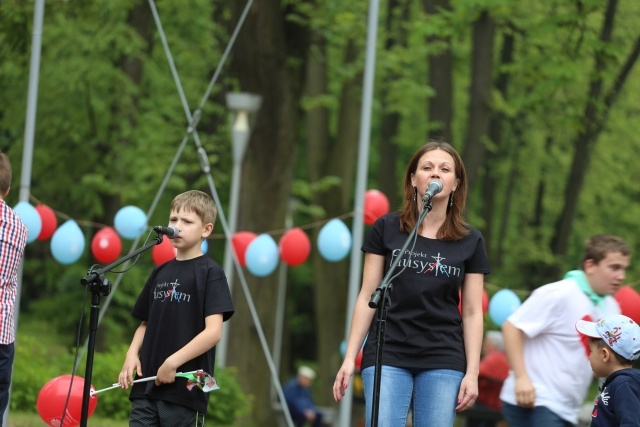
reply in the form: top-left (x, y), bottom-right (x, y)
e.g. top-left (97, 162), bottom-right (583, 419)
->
top-left (363, 189), bottom-right (390, 225)
top-left (90, 227), bottom-right (122, 264)
top-left (35, 204), bottom-right (57, 240)
top-left (231, 231), bottom-right (257, 266)
top-left (614, 286), bottom-right (640, 324)
top-left (279, 228), bottom-right (311, 266)
top-left (37, 375), bottom-right (97, 427)
top-left (152, 236), bottom-right (176, 265)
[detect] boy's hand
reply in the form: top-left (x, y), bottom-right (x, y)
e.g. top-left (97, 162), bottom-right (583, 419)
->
top-left (119, 354), bottom-right (142, 389)
top-left (155, 358), bottom-right (179, 386)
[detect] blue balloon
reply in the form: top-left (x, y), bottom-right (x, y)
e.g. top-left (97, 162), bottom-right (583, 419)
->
top-left (488, 289), bottom-right (521, 327)
top-left (13, 201), bottom-right (42, 243)
top-left (201, 239), bottom-right (208, 254)
top-left (50, 220), bottom-right (85, 265)
top-left (317, 218), bottom-right (352, 262)
top-left (245, 234), bottom-right (279, 277)
top-left (114, 205), bottom-right (147, 240)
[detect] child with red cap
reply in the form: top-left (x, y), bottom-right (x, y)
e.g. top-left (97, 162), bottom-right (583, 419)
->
top-left (576, 314), bottom-right (640, 426)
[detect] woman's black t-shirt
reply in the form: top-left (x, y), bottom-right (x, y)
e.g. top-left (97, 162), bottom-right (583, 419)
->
top-left (360, 212), bottom-right (490, 372)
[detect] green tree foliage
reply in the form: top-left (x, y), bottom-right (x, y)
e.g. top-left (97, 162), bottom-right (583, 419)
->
top-left (3, 0), bottom-right (640, 424)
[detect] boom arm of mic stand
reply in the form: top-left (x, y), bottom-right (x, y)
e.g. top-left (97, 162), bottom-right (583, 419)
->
top-left (78, 235), bottom-right (164, 427)
top-left (81, 235), bottom-right (164, 286)
top-left (369, 201), bottom-right (432, 308)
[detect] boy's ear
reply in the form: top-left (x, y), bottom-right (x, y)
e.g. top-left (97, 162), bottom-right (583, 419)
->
top-left (202, 223), bottom-right (213, 238)
top-left (601, 346), bottom-right (612, 363)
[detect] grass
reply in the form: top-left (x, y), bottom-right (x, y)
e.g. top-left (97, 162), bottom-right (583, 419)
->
top-left (8, 411), bottom-right (129, 427)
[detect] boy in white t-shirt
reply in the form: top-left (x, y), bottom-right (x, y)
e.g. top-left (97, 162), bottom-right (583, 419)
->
top-left (500, 234), bottom-right (631, 427)
top-left (576, 314), bottom-right (640, 427)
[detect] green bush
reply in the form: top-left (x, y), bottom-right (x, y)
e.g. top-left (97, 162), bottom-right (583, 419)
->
top-left (207, 366), bottom-right (252, 425)
top-left (12, 335), bottom-right (251, 424)
top-left (11, 335), bottom-right (74, 412)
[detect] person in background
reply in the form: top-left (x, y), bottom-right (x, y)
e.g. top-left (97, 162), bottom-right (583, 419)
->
top-left (0, 152), bottom-right (28, 422)
top-left (466, 330), bottom-right (509, 427)
top-left (576, 314), bottom-right (640, 427)
top-left (500, 234), bottom-right (630, 427)
top-left (333, 141), bottom-right (491, 427)
top-left (283, 365), bottom-right (323, 427)
top-left (118, 190), bottom-right (234, 427)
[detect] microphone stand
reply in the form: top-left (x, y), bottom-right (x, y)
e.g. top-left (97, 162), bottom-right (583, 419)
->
top-left (78, 234), bottom-right (164, 427)
top-left (367, 197), bottom-right (433, 427)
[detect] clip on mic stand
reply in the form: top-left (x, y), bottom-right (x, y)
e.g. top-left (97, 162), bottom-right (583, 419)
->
top-left (367, 197), bottom-right (433, 427)
top-left (78, 234), bottom-right (164, 427)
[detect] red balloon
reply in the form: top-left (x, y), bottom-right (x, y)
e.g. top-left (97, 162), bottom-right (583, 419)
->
top-left (458, 288), bottom-right (489, 315)
top-left (279, 228), bottom-right (311, 266)
top-left (614, 286), bottom-right (640, 324)
top-left (231, 231), bottom-right (257, 267)
top-left (35, 204), bottom-right (58, 241)
top-left (482, 288), bottom-right (489, 314)
top-left (363, 190), bottom-right (390, 225)
top-left (37, 375), bottom-right (97, 427)
top-left (355, 348), bottom-right (363, 371)
top-left (152, 236), bottom-right (176, 265)
top-left (91, 227), bottom-right (122, 264)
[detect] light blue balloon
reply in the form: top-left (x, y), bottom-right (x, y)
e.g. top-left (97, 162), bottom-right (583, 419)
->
top-left (245, 234), bottom-right (279, 277)
top-left (13, 201), bottom-right (42, 243)
top-left (201, 239), bottom-right (208, 254)
top-left (317, 218), bottom-right (352, 262)
top-left (114, 205), bottom-right (147, 240)
top-left (50, 220), bottom-right (85, 265)
top-left (488, 289), bottom-right (521, 327)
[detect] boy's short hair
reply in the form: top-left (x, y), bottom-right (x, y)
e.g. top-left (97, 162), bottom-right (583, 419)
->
top-left (170, 190), bottom-right (217, 226)
top-left (576, 314), bottom-right (640, 364)
top-left (0, 152), bottom-right (12, 195)
top-left (581, 234), bottom-right (630, 266)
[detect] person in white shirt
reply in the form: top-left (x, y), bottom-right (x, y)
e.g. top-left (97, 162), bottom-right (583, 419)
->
top-left (500, 234), bottom-right (630, 427)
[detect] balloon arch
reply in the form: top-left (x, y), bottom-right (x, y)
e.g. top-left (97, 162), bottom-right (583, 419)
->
top-left (16, 190), bottom-right (640, 326)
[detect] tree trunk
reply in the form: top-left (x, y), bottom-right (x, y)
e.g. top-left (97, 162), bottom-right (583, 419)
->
top-left (551, 0), bottom-right (617, 257)
top-left (311, 39), bottom-right (362, 407)
top-left (462, 10), bottom-right (495, 190)
top-left (227, 1), bottom-right (310, 424)
top-left (423, 0), bottom-right (454, 141)
top-left (378, 0), bottom-right (410, 210)
top-left (483, 32), bottom-right (514, 259)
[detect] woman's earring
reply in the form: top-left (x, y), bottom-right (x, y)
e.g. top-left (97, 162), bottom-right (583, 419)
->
top-left (413, 187), bottom-right (417, 202)
top-left (449, 192), bottom-right (454, 208)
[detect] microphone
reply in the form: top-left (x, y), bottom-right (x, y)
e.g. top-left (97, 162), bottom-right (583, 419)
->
top-left (422, 179), bottom-right (443, 202)
top-left (153, 226), bottom-right (179, 239)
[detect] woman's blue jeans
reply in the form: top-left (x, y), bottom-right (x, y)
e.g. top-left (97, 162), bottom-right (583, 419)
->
top-left (501, 401), bottom-right (575, 427)
top-left (361, 365), bottom-right (464, 427)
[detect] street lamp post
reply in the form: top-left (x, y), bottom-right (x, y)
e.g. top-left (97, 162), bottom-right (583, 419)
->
top-left (217, 92), bottom-right (262, 368)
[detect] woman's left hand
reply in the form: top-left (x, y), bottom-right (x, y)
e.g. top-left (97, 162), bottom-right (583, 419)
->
top-left (455, 374), bottom-right (478, 412)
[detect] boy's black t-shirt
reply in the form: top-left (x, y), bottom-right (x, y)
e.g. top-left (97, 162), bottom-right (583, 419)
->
top-left (129, 255), bottom-right (234, 412)
top-left (361, 212), bottom-right (490, 372)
